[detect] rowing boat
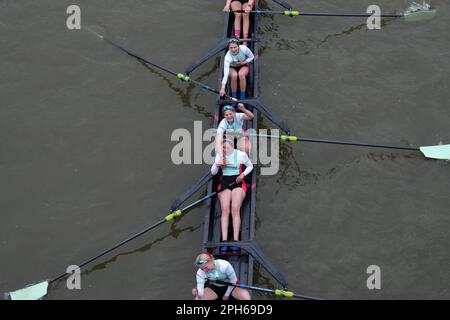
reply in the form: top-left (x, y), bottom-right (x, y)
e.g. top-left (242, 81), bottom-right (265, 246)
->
top-left (201, 0), bottom-right (288, 295)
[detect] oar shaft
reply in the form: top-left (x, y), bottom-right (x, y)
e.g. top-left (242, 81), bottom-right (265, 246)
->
top-left (51, 217), bottom-right (167, 283)
top-left (51, 182), bottom-right (237, 283)
top-left (103, 38), bottom-right (180, 77)
top-left (293, 293), bottom-right (323, 300)
top-left (295, 136), bottom-right (419, 151)
top-left (181, 182), bottom-right (237, 212)
top-left (231, 10), bottom-right (402, 18)
top-left (295, 12), bottom-right (402, 18)
top-left (245, 133), bottom-right (419, 152)
top-left (215, 281), bottom-right (322, 300)
top-left (103, 37), bottom-right (226, 99)
top-left (180, 192), bottom-right (216, 212)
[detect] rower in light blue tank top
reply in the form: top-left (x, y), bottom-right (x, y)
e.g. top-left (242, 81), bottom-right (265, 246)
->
top-left (230, 49), bottom-right (248, 65)
top-left (204, 261), bottom-right (231, 287)
top-left (222, 150), bottom-right (240, 176)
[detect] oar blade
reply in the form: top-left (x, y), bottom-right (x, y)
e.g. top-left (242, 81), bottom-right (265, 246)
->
top-left (420, 144), bottom-right (450, 160)
top-left (6, 281), bottom-right (49, 300)
top-left (403, 8), bottom-right (436, 22)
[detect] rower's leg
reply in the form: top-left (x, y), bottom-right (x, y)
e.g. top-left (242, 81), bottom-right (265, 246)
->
top-left (242, 3), bottom-right (251, 41)
top-left (218, 190), bottom-right (232, 241)
top-left (229, 67), bottom-right (239, 95)
top-left (231, 2), bottom-right (243, 38)
top-left (231, 287), bottom-right (251, 300)
top-left (237, 137), bottom-right (251, 156)
top-left (238, 66), bottom-right (249, 97)
top-left (194, 287), bottom-right (219, 300)
top-left (230, 187), bottom-right (246, 241)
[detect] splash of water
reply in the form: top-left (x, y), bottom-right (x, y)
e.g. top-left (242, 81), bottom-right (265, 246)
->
top-left (405, 1), bottom-right (431, 14)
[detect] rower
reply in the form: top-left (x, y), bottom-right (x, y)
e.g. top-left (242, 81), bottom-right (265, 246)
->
top-left (219, 38), bottom-right (255, 102)
top-left (223, 0), bottom-right (255, 43)
top-left (192, 252), bottom-right (251, 300)
top-left (216, 103), bottom-right (254, 158)
top-left (211, 138), bottom-right (253, 255)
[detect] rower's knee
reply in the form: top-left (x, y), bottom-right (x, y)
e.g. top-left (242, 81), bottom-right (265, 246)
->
top-left (221, 205), bottom-right (231, 216)
top-left (231, 205), bottom-right (241, 216)
top-left (231, 73), bottom-right (238, 81)
top-left (241, 289), bottom-right (251, 300)
top-left (239, 73), bottom-right (247, 81)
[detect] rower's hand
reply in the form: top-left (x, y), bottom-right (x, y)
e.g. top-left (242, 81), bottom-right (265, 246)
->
top-left (219, 88), bottom-right (226, 97)
top-left (237, 103), bottom-right (246, 111)
top-left (236, 173), bottom-right (245, 184)
top-left (217, 160), bottom-right (227, 167)
top-left (223, 5), bottom-right (230, 12)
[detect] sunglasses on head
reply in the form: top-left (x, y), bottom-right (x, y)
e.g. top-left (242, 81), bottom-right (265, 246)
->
top-left (196, 259), bottom-right (208, 265)
top-left (228, 38), bottom-right (239, 44)
top-left (222, 105), bottom-right (234, 112)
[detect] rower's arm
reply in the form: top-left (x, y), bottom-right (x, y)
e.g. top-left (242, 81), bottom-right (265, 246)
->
top-left (242, 153), bottom-right (253, 176)
top-left (221, 64), bottom-right (230, 88)
top-left (211, 154), bottom-right (221, 175)
top-left (215, 131), bottom-right (224, 160)
top-left (243, 46), bottom-right (255, 64)
top-left (196, 271), bottom-right (207, 298)
top-left (223, 261), bottom-right (238, 298)
top-left (240, 106), bottom-right (254, 121)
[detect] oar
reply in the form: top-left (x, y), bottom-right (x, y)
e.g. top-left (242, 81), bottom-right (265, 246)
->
top-left (233, 10), bottom-right (400, 17)
top-left (170, 169), bottom-right (213, 212)
top-left (231, 7), bottom-right (436, 22)
top-left (213, 281), bottom-right (322, 300)
top-left (87, 29), bottom-right (217, 92)
top-left (225, 132), bottom-right (450, 160)
top-left (5, 182), bottom-right (236, 300)
top-left (87, 30), bottom-right (290, 134)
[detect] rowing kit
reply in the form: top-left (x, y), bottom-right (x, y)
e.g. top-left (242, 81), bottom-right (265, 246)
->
top-left (5, 1), bottom-right (447, 300)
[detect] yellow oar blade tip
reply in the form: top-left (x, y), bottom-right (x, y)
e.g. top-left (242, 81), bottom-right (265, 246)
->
top-left (7, 281), bottom-right (49, 300)
top-left (419, 144), bottom-right (450, 160)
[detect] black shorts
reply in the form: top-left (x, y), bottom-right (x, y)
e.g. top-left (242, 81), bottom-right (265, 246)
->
top-left (232, 0), bottom-right (253, 7)
top-left (206, 281), bottom-right (236, 300)
top-left (217, 175), bottom-right (247, 193)
top-left (230, 64), bottom-right (249, 73)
